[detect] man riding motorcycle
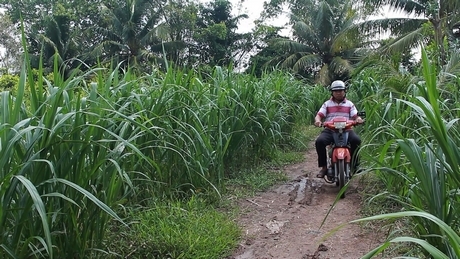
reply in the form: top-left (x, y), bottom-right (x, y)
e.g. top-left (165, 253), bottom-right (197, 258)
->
top-left (314, 80), bottom-right (363, 178)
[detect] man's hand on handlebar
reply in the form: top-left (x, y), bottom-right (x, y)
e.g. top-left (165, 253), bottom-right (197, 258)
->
top-left (314, 120), bottom-right (322, 127)
top-left (354, 117), bottom-right (364, 124)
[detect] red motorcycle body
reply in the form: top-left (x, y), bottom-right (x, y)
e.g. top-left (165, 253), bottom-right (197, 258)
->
top-left (331, 147), bottom-right (351, 163)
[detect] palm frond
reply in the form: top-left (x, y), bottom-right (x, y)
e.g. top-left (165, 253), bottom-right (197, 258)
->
top-left (292, 20), bottom-right (319, 47)
top-left (343, 48), bottom-right (372, 63)
top-left (330, 56), bottom-right (353, 75)
top-left (365, 0), bottom-right (428, 16)
top-left (138, 14), bottom-right (163, 42)
top-left (438, 50), bottom-right (460, 85)
top-left (140, 23), bottom-right (168, 45)
top-left (272, 38), bottom-right (314, 53)
top-left (315, 0), bottom-right (334, 39)
top-left (265, 55), bottom-right (289, 68)
top-left (335, 0), bottom-right (351, 29)
top-left (381, 27), bottom-right (426, 54)
top-left (37, 34), bottom-right (58, 50)
top-left (358, 17), bottom-right (428, 36)
top-left (442, 0), bottom-right (460, 15)
top-left (292, 54), bottom-right (322, 71)
top-left (281, 52), bottom-right (305, 68)
top-left (332, 16), bottom-right (366, 53)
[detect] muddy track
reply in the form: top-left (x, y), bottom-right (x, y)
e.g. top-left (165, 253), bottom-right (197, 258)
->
top-left (228, 144), bottom-right (385, 259)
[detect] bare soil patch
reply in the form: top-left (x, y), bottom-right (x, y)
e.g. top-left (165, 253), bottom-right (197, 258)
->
top-left (228, 143), bottom-right (386, 259)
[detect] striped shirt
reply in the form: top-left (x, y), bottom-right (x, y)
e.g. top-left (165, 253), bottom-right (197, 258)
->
top-left (317, 97), bottom-right (358, 122)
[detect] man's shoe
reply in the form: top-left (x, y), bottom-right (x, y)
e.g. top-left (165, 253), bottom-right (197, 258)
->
top-left (316, 168), bottom-right (327, 178)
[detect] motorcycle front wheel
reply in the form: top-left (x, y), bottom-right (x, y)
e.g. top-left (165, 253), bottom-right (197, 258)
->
top-left (338, 160), bottom-right (346, 198)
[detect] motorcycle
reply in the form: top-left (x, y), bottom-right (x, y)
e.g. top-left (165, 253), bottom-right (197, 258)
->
top-left (321, 112), bottom-right (365, 198)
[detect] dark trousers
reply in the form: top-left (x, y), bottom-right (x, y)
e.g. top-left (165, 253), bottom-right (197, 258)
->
top-left (315, 129), bottom-right (361, 168)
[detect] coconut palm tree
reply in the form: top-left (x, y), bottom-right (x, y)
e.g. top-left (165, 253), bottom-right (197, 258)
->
top-left (359, 0), bottom-right (460, 66)
top-left (30, 13), bottom-right (82, 77)
top-left (265, 0), bottom-right (371, 86)
top-left (87, 0), bottom-right (185, 71)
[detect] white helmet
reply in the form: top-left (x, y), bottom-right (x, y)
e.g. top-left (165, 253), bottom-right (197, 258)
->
top-left (329, 80), bottom-right (346, 91)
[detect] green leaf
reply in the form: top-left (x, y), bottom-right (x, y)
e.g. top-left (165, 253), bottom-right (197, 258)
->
top-left (52, 178), bottom-right (126, 226)
top-left (14, 175), bottom-right (53, 259)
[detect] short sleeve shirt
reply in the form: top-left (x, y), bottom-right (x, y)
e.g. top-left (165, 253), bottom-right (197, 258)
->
top-left (317, 98), bottom-right (358, 122)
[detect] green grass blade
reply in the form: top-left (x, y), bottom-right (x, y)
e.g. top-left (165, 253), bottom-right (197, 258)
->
top-left (352, 211), bottom-right (460, 256)
top-left (390, 237), bottom-right (449, 259)
top-left (53, 178), bottom-right (126, 226)
top-left (14, 175), bottom-right (53, 259)
top-left (0, 244), bottom-right (18, 258)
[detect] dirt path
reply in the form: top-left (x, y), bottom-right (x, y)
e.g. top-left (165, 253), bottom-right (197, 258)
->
top-left (228, 143), bottom-right (385, 259)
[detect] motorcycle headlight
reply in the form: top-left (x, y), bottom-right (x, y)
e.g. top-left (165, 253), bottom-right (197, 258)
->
top-left (333, 121), bottom-right (346, 129)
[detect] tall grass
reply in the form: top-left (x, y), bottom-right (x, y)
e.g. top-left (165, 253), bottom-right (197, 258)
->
top-left (122, 67), bottom-right (312, 197)
top-left (355, 47), bottom-right (460, 257)
top-left (1, 48), bottom-right (318, 256)
top-left (0, 55), bottom-right (131, 257)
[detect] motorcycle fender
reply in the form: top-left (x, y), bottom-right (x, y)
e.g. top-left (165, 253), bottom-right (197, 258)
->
top-left (332, 148), bottom-right (351, 163)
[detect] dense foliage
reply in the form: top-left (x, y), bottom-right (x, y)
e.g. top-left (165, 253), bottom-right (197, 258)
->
top-left (1, 0), bottom-right (460, 258)
top-left (0, 43), bottom-right (321, 257)
top-left (0, 0), bottom-right (255, 74)
top-left (350, 47), bottom-right (460, 257)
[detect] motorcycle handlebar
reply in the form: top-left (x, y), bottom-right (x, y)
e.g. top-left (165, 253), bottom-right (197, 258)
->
top-left (317, 120), bottom-right (365, 128)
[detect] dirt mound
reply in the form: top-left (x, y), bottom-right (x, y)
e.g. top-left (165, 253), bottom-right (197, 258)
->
top-left (228, 144), bottom-right (385, 259)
